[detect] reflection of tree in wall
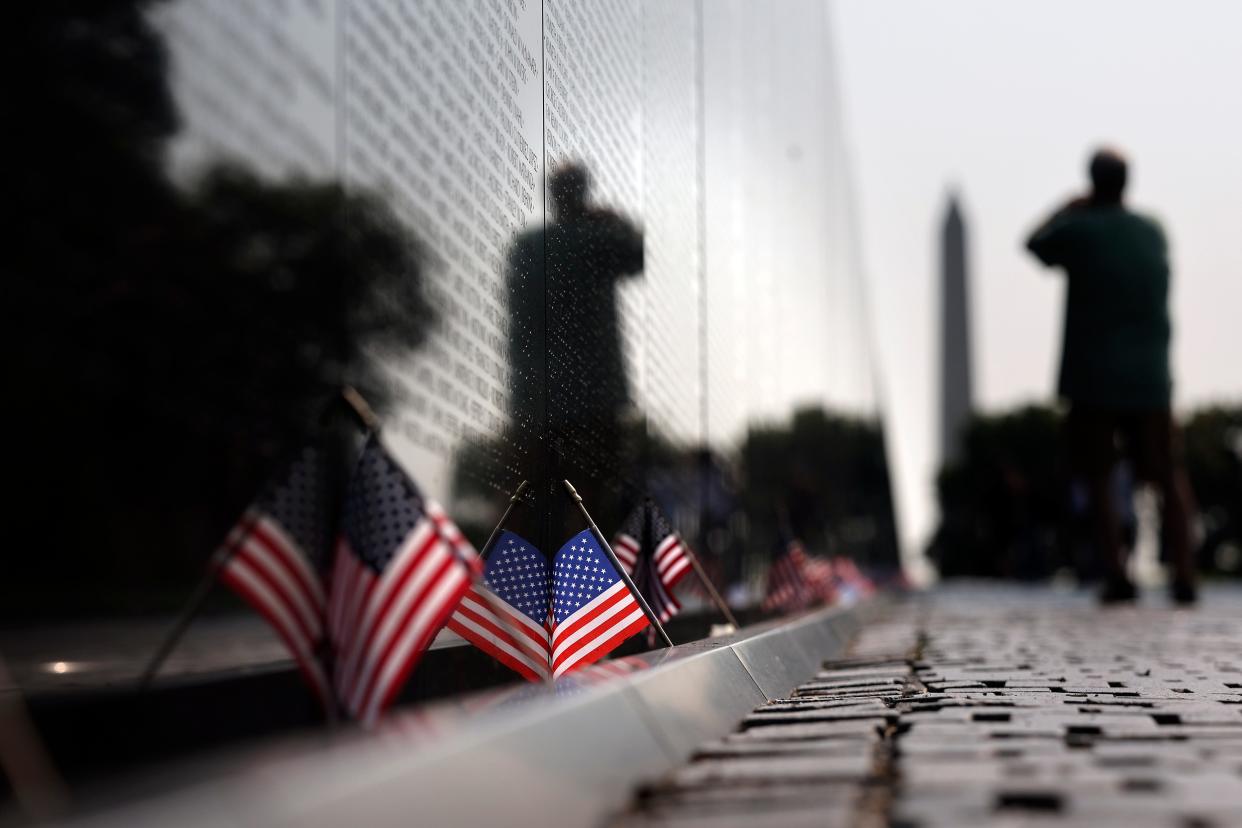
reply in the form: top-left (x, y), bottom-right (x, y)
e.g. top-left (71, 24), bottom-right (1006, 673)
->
top-left (741, 407), bottom-right (900, 571)
top-left (7, 2), bottom-right (431, 617)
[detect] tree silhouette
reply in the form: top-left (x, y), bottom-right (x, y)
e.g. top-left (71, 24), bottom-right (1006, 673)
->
top-left (6, 1), bottom-right (432, 616)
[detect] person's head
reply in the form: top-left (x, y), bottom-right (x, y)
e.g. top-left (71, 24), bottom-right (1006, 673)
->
top-left (1088, 147), bottom-right (1128, 204)
top-left (550, 163), bottom-right (590, 221)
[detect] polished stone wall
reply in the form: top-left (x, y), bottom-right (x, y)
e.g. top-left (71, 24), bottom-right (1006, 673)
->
top-left (154, 0), bottom-right (896, 577)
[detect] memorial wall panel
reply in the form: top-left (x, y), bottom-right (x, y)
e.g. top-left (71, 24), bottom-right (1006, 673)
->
top-left (539, 0), bottom-right (644, 534)
top-left (157, 0), bottom-right (897, 563)
top-left (640, 1), bottom-right (701, 448)
top-left (159, 0), bottom-right (337, 180)
top-left (13, 0), bottom-right (899, 628)
top-left (338, 0), bottom-right (544, 515)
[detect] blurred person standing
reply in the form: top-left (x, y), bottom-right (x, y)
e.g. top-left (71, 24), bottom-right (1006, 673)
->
top-left (1026, 148), bottom-right (1198, 605)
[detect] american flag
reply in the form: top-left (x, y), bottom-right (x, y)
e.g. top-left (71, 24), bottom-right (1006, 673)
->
top-left (327, 437), bottom-right (480, 725)
top-left (218, 446), bottom-right (333, 708)
top-left (614, 501), bottom-right (692, 623)
top-left (761, 540), bottom-right (817, 613)
top-left (830, 556), bottom-right (876, 603)
top-left (446, 530), bottom-right (552, 682)
top-left (803, 554), bottom-right (838, 604)
top-left (550, 530), bottom-right (649, 678)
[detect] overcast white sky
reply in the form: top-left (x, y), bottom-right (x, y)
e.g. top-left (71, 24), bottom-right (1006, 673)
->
top-left (832, 0), bottom-right (1242, 573)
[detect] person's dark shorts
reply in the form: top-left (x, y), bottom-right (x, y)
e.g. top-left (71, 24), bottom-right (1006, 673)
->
top-left (1065, 406), bottom-right (1184, 484)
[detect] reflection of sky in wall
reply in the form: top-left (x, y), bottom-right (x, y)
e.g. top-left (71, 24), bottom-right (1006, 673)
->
top-left (157, 0), bottom-right (549, 503)
top-left (157, 1), bottom-right (338, 181)
top-left (703, 0), bottom-right (880, 446)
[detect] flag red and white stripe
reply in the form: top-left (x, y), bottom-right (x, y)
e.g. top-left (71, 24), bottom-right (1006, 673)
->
top-left (217, 447), bottom-right (334, 708)
top-left (614, 532), bottom-right (640, 574)
top-left (762, 541), bottom-right (816, 613)
top-left (550, 580), bottom-right (648, 678)
top-left (549, 530), bottom-right (648, 678)
top-left (447, 583), bottom-right (551, 682)
top-left (614, 501), bottom-right (694, 623)
top-left (219, 510), bottom-right (332, 706)
top-left (654, 532), bottom-right (691, 584)
top-left (446, 529), bottom-right (552, 683)
top-left (327, 438), bottom-right (479, 726)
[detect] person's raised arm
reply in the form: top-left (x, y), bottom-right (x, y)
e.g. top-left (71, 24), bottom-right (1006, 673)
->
top-left (1025, 195), bottom-right (1087, 268)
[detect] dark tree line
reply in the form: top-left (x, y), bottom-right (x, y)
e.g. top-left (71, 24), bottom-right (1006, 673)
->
top-left (741, 407), bottom-right (900, 568)
top-left (930, 404), bottom-right (1242, 579)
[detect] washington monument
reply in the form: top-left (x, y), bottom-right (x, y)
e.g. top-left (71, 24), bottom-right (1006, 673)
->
top-left (940, 192), bottom-right (974, 463)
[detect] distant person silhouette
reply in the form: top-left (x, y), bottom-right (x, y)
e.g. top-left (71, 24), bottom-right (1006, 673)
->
top-left (1026, 148), bottom-right (1197, 604)
top-left (506, 163), bottom-right (643, 537)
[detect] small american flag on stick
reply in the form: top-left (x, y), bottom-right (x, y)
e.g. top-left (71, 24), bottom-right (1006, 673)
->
top-left (446, 531), bottom-right (552, 682)
top-left (762, 539), bottom-right (818, 613)
top-left (219, 435), bottom-right (480, 725)
top-left (550, 530), bottom-right (649, 678)
top-left (802, 554), bottom-right (838, 604)
top-left (328, 436), bottom-right (480, 725)
top-left (218, 446), bottom-right (333, 708)
top-left (450, 529), bottom-right (651, 681)
top-left (614, 501), bottom-right (692, 623)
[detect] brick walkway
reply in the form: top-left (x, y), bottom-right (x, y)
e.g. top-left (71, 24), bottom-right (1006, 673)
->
top-left (614, 584), bottom-right (1242, 827)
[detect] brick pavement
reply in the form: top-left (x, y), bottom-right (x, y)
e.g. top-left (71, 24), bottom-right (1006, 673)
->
top-left (613, 584), bottom-right (1242, 827)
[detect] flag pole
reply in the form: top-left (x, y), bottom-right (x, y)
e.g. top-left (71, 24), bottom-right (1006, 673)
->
top-left (340, 384), bottom-right (382, 432)
top-left (563, 480), bottom-right (674, 648)
top-left (656, 496), bottom-right (739, 629)
top-left (137, 543), bottom-right (237, 691)
top-left (143, 386), bottom-right (376, 694)
top-left (680, 538), bottom-right (735, 628)
top-left (686, 551), bottom-right (739, 629)
top-left (478, 480), bottom-right (530, 562)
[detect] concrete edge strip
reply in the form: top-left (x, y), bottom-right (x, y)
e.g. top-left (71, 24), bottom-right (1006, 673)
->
top-left (65, 603), bottom-right (868, 828)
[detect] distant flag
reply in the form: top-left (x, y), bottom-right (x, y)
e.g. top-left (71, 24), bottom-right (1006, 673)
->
top-left (446, 531), bottom-right (552, 682)
top-left (550, 530), bottom-right (649, 678)
top-left (613, 501), bottom-right (693, 623)
top-left (328, 436), bottom-right (480, 725)
top-left (218, 446), bottom-right (333, 708)
top-left (762, 538), bottom-right (844, 613)
top-left (830, 556), bottom-right (876, 604)
top-left (802, 554), bottom-right (838, 604)
top-left (762, 540), bottom-right (812, 613)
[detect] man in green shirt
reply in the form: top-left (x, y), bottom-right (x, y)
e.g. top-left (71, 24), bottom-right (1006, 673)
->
top-left (1027, 148), bottom-right (1197, 604)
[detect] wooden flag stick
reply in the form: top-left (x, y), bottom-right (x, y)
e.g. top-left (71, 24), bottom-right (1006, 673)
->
top-left (644, 497), bottom-right (737, 629)
top-left (340, 385), bottom-right (382, 432)
top-left (470, 574), bottom-right (554, 686)
top-left (681, 538), bottom-right (739, 630)
top-left (563, 480), bottom-right (674, 648)
top-left (478, 480), bottom-right (530, 562)
top-left (143, 387), bottom-right (373, 695)
top-left (137, 544), bottom-right (237, 691)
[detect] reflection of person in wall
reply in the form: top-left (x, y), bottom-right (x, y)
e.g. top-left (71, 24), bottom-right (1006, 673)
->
top-left (1026, 147), bottom-right (1197, 605)
top-left (507, 163), bottom-right (644, 531)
